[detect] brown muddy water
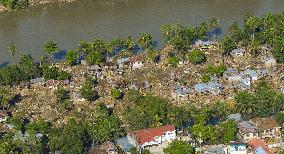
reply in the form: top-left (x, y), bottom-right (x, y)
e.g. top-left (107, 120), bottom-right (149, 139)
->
top-left (0, 0), bottom-right (284, 64)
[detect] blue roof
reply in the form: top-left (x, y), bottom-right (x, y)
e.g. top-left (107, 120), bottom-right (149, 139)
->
top-left (117, 58), bottom-right (129, 64)
top-left (194, 83), bottom-right (207, 92)
top-left (115, 137), bottom-right (134, 152)
top-left (255, 146), bottom-right (266, 154)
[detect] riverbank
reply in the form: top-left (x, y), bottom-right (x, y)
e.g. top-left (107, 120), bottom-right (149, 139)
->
top-left (0, 0), bottom-right (76, 13)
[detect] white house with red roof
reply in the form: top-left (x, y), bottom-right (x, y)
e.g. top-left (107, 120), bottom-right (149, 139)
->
top-left (129, 56), bottom-right (144, 69)
top-left (131, 125), bottom-right (176, 148)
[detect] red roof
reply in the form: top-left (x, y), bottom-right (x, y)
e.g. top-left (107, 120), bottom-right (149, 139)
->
top-left (133, 125), bottom-right (175, 145)
top-left (129, 56), bottom-right (143, 63)
top-left (248, 138), bottom-right (271, 154)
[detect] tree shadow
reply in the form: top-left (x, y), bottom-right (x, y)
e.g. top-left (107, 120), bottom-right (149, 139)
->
top-left (53, 50), bottom-right (67, 61)
top-left (0, 61), bottom-right (9, 68)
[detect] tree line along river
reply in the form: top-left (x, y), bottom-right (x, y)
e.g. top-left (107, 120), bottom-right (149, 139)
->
top-left (0, 0), bottom-right (284, 64)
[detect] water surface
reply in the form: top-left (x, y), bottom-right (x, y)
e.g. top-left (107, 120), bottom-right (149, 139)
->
top-left (0, 0), bottom-right (284, 63)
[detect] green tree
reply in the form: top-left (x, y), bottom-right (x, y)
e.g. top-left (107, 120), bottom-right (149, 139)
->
top-left (19, 54), bottom-right (39, 80)
top-left (275, 112), bottom-right (284, 125)
top-left (0, 86), bottom-right (11, 109)
top-left (86, 51), bottom-right (104, 65)
top-left (220, 35), bottom-right (237, 56)
top-left (187, 50), bottom-right (207, 64)
top-left (138, 32), bottom-right (153, 50)
top-left (0, 0), bottom-right (28, 10)
top-left (88, 115), bottom-right (125, 145)
top-left (65, 50), bottom-right (78, 66)
top-left (49, 119), bottom-right (90, 154)
top-left (44, 41), bottom-right (59, 54)
top-left (42, 65), bottom-right (59, 80)
top-left (54, 86), bottom-right (69, 103)
top-left (167, 56), bottom-right (180, 67)
top-left (164, 140), bottom-right (194, 154)
top-left (219, 120), bottom-right (238, 143)
top-left (80, 77), bottom-right (97, 102)
top-left (8, 42), bottom-right (17, 56)
top-left (110, 88), bottom-right (122, 100)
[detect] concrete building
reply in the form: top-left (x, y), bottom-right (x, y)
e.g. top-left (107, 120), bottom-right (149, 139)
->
top-left (131, 125), bottom-right (176, 149)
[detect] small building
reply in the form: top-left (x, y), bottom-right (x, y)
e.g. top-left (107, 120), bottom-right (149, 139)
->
top-left (261, 56), bottom-right (276, 68)
top-left (238, 121), bottom-right (259, 141)
top-left (228, 113), bottom-right (242, 122)
top-left (130, 80), bottom-right (151, 91)
top-left (129, 56), bottom-right (144, 69)
top-left (224, 68), bottom-right (242, 83)
top-left (229, 142), bottom-right (247, 154)
top-left (202, 145), bottom-right (227, 154)
top-left (171, 86), bottom-right (191, 101)
top-left (240, 69), bottom-right (258, 81)
top-left (0, 111), bottom-right (8, 123)
top-left (46, 79), bottom-right (70, 89)
top-left (30, 77), bottom-right (45, 86)
top-left (194, 40), bottom-right (216, 50)
top-left (115, 136), bottom-right (136, 152)
top-left (117, 57), bottom-right (130, 68)
top-left (230, 48), bottom-right (245, 58)
top-left (251, 118), bottom-right (282, 139)
top-left (194, 79), bottom-right (224, 94)
top-left (131, 125), bottom-right (176, 149)
top-left (248, 138), bottom-right (271, 154)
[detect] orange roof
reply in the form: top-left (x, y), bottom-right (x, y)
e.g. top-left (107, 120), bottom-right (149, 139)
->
top-left (133, 125), bottom-right (175, 145)
top-left (248, 138), bottom-right (271, 154)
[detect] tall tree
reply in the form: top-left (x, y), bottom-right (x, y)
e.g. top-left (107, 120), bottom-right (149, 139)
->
top-left (164, 140), bottom-right (194, 154)
top-left (44, 41), bottom-right (59, 54)
top-left (65, 50), bottom-right (78, 66)
top-left (138, 32), bottom-right (153, 50)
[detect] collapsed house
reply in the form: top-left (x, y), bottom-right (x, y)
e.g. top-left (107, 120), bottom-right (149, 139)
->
top-left (171, 85), bottom-right (191, 101)
top-left (237, 121), bottom-right (259, 141)
top-left (194, 78), bottom-right (224, 95)
top-left (230, 48), bottom-right (245, 58)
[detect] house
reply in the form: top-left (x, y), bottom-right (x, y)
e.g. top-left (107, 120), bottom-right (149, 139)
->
top-left (240, 69), bottom-right (258, 81)
top-left (194, 79), bottom-right (224, 94)
top-left (115, 136), bottom-right (136, 152)
top-left (202, 145), bottom-right (227, 154)
top-left (130, 80), bottom-right (151, 91)
top-left (129, 56), bottom-right (144, 69)
top-left (261, 56), bottom-right (276, 68)
top-left (248, 138), bottom-right (271, 154)
top-left (30, 77), bottom-right (45, 86)
top-left (194, 40), bottom-right (216, 50)
top-left (0, 111), bottom-right (8, 123)
top-left (238, 121), bottom-right (259, 141)
top-left (46, 79), bottom-right (70, 89)
top-left (251, 118), bottom-right (282, 139)
top-left (131, 125), bottom-right (176, 149)
top-left (228, 113), bottom-right (242, 122)
top-left (230, 48), bottom-right (245, 58)
top-left (171, 86), bottom-right (191, 101)
top-left (229, 142), bottom-right (247, 154)
top-left (224, 68), bottom-right (242, 83)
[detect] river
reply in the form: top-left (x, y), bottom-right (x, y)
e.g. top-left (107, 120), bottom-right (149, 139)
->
top-left (0, 0), bottom-right (284, 64)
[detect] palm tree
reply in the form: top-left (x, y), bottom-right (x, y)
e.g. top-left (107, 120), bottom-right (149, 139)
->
top-left (8, 42), bottom-right (17, 57)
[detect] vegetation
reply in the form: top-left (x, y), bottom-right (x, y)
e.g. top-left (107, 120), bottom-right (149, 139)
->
top-left (0, 0), bottom-right (28, 10)
top-left (80, 77), bottom-right (97, 102)
top-left (234, 81), bottom-right (284, 119)
top-left (164, 140), bottom-right (194, 154)
top-left (44, 41), bottom-right (59, 54)
top-left (137, 32), bottom-right (153, 50)
top-left (110, 88), bottom-right (122, 100)
top-left (65, 50), bottom-right (78, 66)
top-left (187, 50), bottom-right (207, 64)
